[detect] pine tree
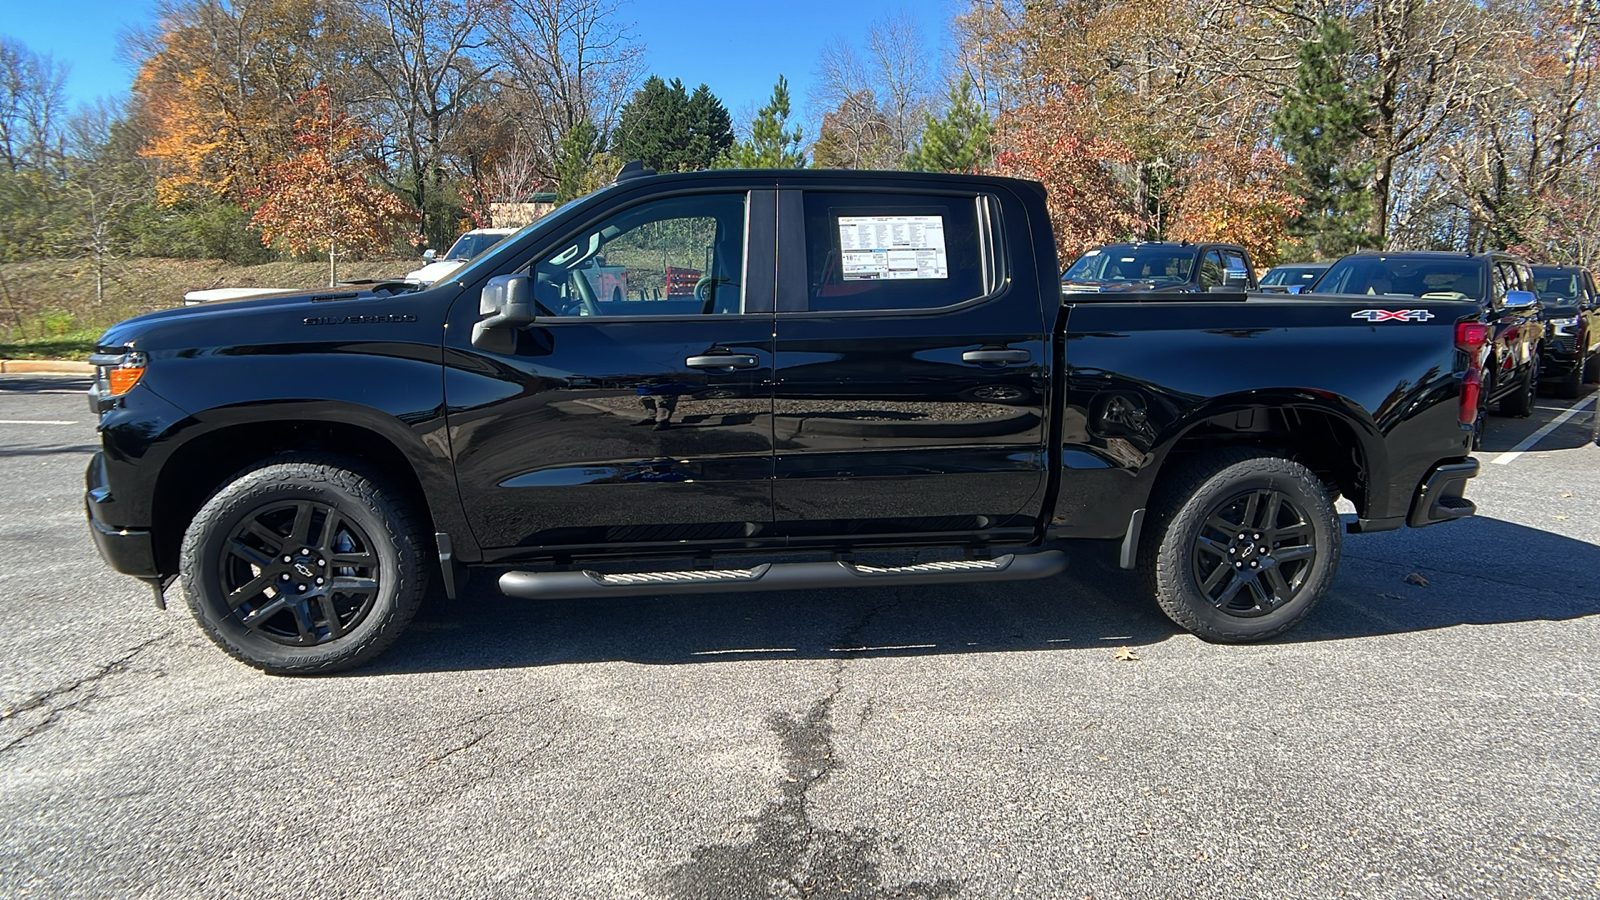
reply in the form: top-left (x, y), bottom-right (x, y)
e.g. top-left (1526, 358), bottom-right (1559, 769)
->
top-left (554, 120), bottom-right (598, 203)
top-left (719, 76), bottom-right (806, 169)
top-left (1272, 17), bottom-right (1375, 258)
top-left (905, 77), bottom-right (991, 174)
top-left (683, 84), bottom-right (734, 170)
top-left (612, 77), bottom-right (734, 173)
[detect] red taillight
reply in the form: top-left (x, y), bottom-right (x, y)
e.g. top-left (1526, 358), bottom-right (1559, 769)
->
top-left (1459, 368), bottom-right (1481, 425)
top-left (1456, 322), bottom-right (1489, 428)
top-left (1455, 322), bottom-right (1488, 351)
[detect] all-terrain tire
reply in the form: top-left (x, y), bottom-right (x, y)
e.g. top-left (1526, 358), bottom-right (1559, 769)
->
top-left (1499, 356), bottom-right (1539, 418)
top-left (1138, 450), bottom-right (1341, 643)
top-left (179, 456), bottom-right (428, 675)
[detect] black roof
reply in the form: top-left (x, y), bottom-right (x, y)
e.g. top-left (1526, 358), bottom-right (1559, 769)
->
top-left (1338, 249), bottom-right (1526, 261)
top-left (608, 165), bottom-right (1048, 197)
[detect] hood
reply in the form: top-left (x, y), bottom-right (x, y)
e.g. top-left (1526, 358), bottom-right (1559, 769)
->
top-left (1061, 279), bottom-right (1189, 294)
top-left (405, 258), bottom-right (470, 284)
top-left (95, 283), bottom-right (425, 352)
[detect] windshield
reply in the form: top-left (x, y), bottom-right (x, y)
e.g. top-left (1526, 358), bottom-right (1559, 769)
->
top-left (1313, 257), bottom-right (1484, 300)
top-left (1063, 246), bottom-right (1197, 284)
top-left (1532, 267), bottom-right (1581, 302)
top-left (445, 232), bottom-right (511, 261)
top-left (444, 193), bottom-right (596, 286)
top-left (1261, 266), bottom-right (1323, 287)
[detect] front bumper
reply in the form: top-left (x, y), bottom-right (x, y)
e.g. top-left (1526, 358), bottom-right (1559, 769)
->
top-left (1406, 458), bottom-right (1479, 528)
top-left (85, 451), bottom-right (160, 578)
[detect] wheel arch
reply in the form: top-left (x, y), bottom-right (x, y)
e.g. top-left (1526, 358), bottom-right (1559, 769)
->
top-left (149, 403), bottom-right (460, 576)
top-left (1146, 391), bottom-right (1384, 519)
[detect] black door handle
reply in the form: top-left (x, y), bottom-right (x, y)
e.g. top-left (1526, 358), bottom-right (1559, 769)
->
top-left (962, 349), bottom-right (1031, 365)
top-left (686, 354), bottom-right (759, 370)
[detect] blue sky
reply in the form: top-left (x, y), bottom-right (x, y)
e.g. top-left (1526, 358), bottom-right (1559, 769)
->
top-left (3, 0), bottom-right (954, 134)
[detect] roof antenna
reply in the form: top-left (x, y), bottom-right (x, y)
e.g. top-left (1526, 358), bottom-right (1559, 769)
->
top-left (614, 160), bottom-right (657, 183)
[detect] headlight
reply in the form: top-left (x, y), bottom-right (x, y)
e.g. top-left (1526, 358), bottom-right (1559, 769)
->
top-left (87, 349), bottom-right (148, 413)
top-left (1549, 316), bottom-right (1579, 334)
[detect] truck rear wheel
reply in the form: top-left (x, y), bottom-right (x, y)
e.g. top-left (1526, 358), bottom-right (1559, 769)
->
top-left (179, 457), bottom-right (428, 675)
top-left (1139, 451), bottom-right (1340, 643)
top-left (1500, 357), bottom-right (1538, 417)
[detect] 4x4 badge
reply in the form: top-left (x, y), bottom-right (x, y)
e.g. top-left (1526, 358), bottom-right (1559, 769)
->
top-left (1351, 309), bottom-right (1435, 322)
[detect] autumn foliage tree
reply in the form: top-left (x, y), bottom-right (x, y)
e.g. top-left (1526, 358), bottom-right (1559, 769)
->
top-left (249, 89), bottom-right (414, 285)
top-left (1168, 142), bottom-right (1302, 266)
top-left (987, 98), bottom-right (1143, 264)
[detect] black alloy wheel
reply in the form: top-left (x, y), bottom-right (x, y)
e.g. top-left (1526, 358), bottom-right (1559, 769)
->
top-left (217, 499), bottom-right (382, 646)
top-left (1139, 450), bottom-right (1340, 643)
top-left (1189, 488), bottom-right (1317, 617)
top-left (181, 457), bottom-right (427, 675)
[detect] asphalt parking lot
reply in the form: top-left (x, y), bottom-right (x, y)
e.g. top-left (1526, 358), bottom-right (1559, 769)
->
top-left (1, 374), bottom-right (1596, 899)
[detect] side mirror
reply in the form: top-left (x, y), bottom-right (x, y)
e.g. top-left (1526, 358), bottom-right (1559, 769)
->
top-left (422, 249), bottom-right (437, 261)
top-left (1223, 268), bottom-right (1251, 289)
top-left (471, 274), bottom-right (535, 350)
top-left (1504, 289), bottom-right (1538, 311)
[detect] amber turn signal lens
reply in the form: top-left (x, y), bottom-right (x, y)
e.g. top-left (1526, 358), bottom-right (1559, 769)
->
top-left (107, 366), bottom-right (145, 396)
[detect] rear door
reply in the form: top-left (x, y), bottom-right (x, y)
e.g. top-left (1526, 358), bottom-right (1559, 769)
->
top-left (768, 185), bottom-right (1050, 543)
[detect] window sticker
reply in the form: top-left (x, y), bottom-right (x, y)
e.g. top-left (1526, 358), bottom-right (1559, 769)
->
top-left (837, 215), bottom-right (948, 280)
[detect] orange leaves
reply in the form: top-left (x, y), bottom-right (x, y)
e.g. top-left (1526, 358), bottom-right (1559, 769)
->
top-left (1168, 142), bottom-right (1302, 267)
top-left (988, 99), bottom-right (1143, 263)
top-left (248, 88), bottom-right (414, 264)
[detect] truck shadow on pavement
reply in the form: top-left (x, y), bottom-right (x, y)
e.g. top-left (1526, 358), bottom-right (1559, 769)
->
top-left (1475, 388), bottom-right (1596, 453)
top-left (366, 516), bottom-right (1599, 675)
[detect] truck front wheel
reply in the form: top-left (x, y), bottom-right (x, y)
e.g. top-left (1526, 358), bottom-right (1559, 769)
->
top-left (179, 457), bottom-right (428, 675)
top-left (1139, 451), bottom-right (1341, 643)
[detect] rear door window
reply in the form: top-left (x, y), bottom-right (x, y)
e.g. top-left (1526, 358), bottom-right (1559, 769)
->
top-left (795, 192), bottom-right (994, 312)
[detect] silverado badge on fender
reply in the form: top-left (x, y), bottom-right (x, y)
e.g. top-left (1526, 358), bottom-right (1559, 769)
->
top-left (1350, 309), bottom-right (1436, 322)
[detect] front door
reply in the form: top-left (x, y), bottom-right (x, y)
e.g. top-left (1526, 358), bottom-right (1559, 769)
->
top-left (444, 189), bottom-right (777, 557)
top-left (769, 187), bottom-right (1050, 542)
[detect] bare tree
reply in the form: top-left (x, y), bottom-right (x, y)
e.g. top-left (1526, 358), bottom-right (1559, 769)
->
top-left (811, 12), bottom-right (933, 168)
top-left (359, 0), bottom-right (495, 243)
top-left (483, 0), bottom-right (644, 183)
top-left (0, 37), bottom-right (69, 173)
top-left (1358, 0), bottom-right (1492, 245)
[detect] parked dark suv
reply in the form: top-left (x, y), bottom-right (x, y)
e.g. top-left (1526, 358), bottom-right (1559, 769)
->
top-left (1530, 265), bottom-right (1600, 397)
top-left (1061, 242), bottom-right (1257, 293)
top-left (1309, 251), bottom-right (1544, 436)
top-left (1259, 261), bottom-right (1330, 293)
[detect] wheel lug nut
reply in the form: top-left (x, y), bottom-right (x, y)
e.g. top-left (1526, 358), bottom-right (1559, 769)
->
top-left (317, 559), bottom-right (326, 567)
top-left (299, 548), bottom-right (310, 555)
top-left (282, 555), bottom-right (292, 563)
top-left (280, 573), bottom-right (291, 582)
top-left (1253, 533), bottom-right (1261, 540)
top-left (1235, 561), bottom-right (1243, 568)
top-left (315, 577), bottom-right (324, 585)
top-left (296, 584), bottom-right (307, 593)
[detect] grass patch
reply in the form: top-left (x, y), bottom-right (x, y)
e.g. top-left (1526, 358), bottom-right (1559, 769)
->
top-left (0, 331), bottom-right (100, 360)
top-left (0, 255), bottom-right (417, 359)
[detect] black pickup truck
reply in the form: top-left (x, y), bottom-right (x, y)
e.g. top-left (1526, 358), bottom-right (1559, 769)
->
top-left (1061, 241), bottom-right (1258, 293)
top-left (86, 168), bottom-right (1482, 674)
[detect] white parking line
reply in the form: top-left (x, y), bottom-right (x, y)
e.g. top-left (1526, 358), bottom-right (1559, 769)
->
top-left (1490, 394), bottom-right (1596, 465)
top-left (0, 419), bottom-right (79, 425)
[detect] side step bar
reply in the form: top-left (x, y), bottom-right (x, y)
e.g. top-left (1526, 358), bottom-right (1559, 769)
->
top-left (499, 551), bottom-right (1068, 600)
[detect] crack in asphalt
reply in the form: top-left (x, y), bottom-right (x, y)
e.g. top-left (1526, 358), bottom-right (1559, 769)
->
top-left (0, 634), bottom-right (168, 754)
top-left (430, 730), bottom-right (490, 763)
top-left (660, 596), bottom-right (963, 900)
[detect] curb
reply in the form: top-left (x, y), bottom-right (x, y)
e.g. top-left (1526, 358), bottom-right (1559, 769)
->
top-left (0, 359), bottom-right (96, 375)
